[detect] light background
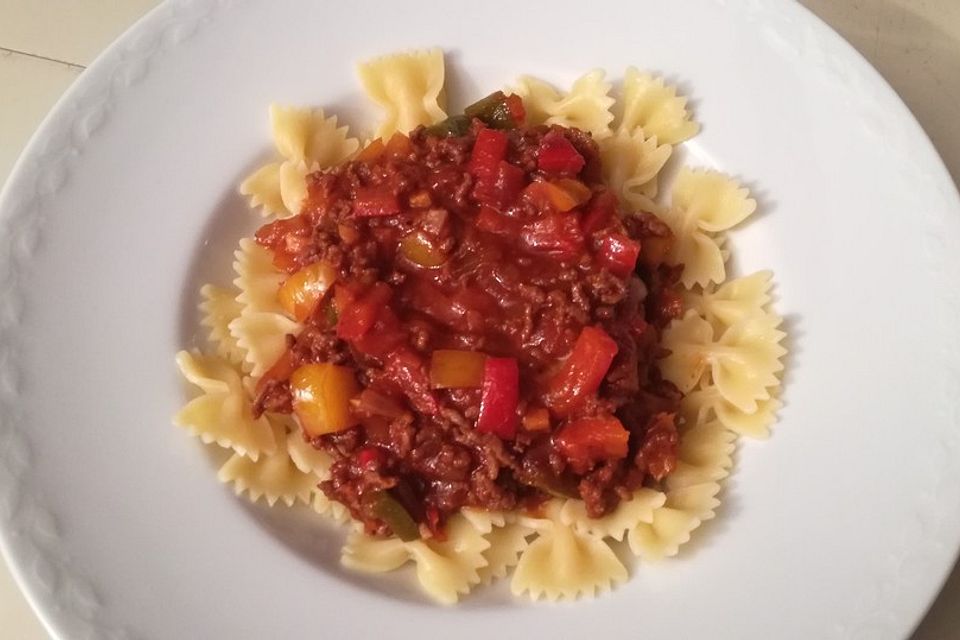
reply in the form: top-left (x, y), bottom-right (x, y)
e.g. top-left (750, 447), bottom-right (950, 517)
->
top-left (0, 0), bottom-right (957, 637)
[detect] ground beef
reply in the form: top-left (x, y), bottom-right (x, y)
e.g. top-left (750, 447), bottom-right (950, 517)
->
top-left (251, 113), bottom-right (684, 538)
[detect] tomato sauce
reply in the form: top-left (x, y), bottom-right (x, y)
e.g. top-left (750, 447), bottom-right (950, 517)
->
top-left (253, 100), bottom-right (684, 538)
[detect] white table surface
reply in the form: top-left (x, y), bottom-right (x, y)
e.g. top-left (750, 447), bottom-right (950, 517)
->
top-left (1, 0), bottom-right (958, 637)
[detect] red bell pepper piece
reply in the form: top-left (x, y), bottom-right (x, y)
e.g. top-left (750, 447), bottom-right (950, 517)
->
top-left (336, 282), bottom-right (393, 340)
top-left (254, 214), bottom-right (313, 273)
top-left (555, 415), bottom-right (630, 472)
top-left (476, 357), bottom-right (520, 439)
top-left (353, 186), bottom-right (401, 217)
top-left (597, 233), bottom-right (641, 276)
top-left (536, 132), bottom-right (585, 177)
top-left (476, 205), bottom-right (521, 236)
top-left (385, 348), bottom-right (438, 415)
top-left (468, 128), bottom-right (509, 178)
top-left (544, 326), bottom-right (619, 416)
top-left (581, 191), bottom-right (618, 236)
top-left (352, 307), bottom-right (406, 357)
top-left (520, 212), bottom-right (585, 259)
top-left (473, 161), bottom-right (526, 208)
top-left (505, 94), bottom-right (526, 125)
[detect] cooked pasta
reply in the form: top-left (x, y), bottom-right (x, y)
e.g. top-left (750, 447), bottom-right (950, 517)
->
top-left (618, 66), bottom-right (699, 145)
top-left (173, 351), bottom-right (276, 460)
top-left (229, 311), bottom-right (300, 378)
top-left (660, 310), bottom-right (786, 413)
top-left (233, 238), bottom-right (287, 315)
top-left (685, 270), bottom-right (774, 330)
top-left (661, 169), bottom-right (758, 287)
top-left (512, 504), bottom-right (628, 601)
top-left (269, 104), bottom-right (359, 168)
top-left (628, 419), bottom-right (735, 560)
top-left (513, 70), bottom-right (615, 139)
top-left (239, 162), bottom-right (287, 218)
top-left (560, 488), bottom-right (665, 542)
top-left (343, 514), bottom-right (490, 604)
top-left (600, 128), bottom-right (672, 208)
top-left (174, 50), bottom-right (788, 605)
top-left (357, 49), bottom-right (447, 139)
top-left (217, 433), bottom-right (317, 507)
top-left (199, 284), bottom-right (247, 367)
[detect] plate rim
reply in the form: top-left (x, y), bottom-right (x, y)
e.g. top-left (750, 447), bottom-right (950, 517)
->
top-left (0, 0), bottom-right (958, 638)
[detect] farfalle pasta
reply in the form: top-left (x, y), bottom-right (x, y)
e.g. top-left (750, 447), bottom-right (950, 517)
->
top-left (512, 503), bottom-right (628, 600)
top-left (343, 513), bottom-right (490, 604)
top-left (174, 351), bottom-right (276, 461)
top-left (618, 66), bottom-right (699, 145)
top-left (217, 435), bottom-right (317, 507)
top-left (199, 284), bottom-right (247, 368)
top-left (514, 70), bottom-right (615, 139)
top-left (357, 49), bottom-right (447, 139)
top-left (240, 106), bottom-right (359, 219)
top-left (174, 49), bottom-right (788, 605)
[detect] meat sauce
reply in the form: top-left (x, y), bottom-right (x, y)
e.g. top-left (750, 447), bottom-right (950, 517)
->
top-left (251, 93), bottom-right (684, 539)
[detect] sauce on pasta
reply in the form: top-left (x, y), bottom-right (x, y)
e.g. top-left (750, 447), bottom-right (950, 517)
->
top-left (249, 93), bottom-right (685, 539)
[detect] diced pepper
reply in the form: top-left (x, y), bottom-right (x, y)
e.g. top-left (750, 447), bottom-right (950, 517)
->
top-left (369, 491), bottom-right (420, 541)
top-left (476, 205), bottom-right (521, 236)
top-left (555, 178), bottom-right (592, 205)
top-left (407, 280), bottom-right (466, 328)
top-left (476, 357), bottom-right (520, 439)
top-left (430, 350), bottom-right (486, 388)
top-left (520, 212), bottom-right (585, 259)
top-left (424, 115), bottom-right (471, 137)
top-left (278, 261), bottom-right (337, 322)
top-left (384, 132), bottom-right (412, 160)
top-left (385, 348), bottom-right (438, 415)
top-left (337, 282), bottom-right (393, 340)
top-left (255, 214), bottom-right (311, 250)
top-left (555, 415), bottom-right (630, 472)
top-left (468, 128), bottom-right (509, 178)
top-left (332, 282), bottom-right (359, 315)
top-left (254, 214), bottom-right (313, 273)
top-left (536, 132), bottom-right (585, 176)
top-left (464, 91), bottom-right (525, 129)
top-left (351, 307), bottom-right (406, 357)
top-left (544, 326), bottom-right (619, 417)
top-left (355, 138), bottom-right (386, 162)
top-left (473, 160), bottom-right (527, 208)
top-left (290, 363), bottom-right (360, 437)
top-left (505, 94), bottom-right (526, 125)
top-left (522, 407), bottom-right (551, 432)
top-left (581, 191), bottom-right (618, 236)
top-left (523, 180), bottom-right (589, 212)
top-left (597, 234), bottom-right (641, 277)
top-left (353, 185), bottom-right (401, 217)
top-left (400, 231), bottom-right (447, 267)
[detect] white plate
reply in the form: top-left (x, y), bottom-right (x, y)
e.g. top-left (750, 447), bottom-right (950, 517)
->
top-left (2, 1), bottom-right (959, 638)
